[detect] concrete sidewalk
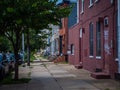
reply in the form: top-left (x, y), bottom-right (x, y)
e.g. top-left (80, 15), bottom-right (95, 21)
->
top-left (0, 59), bottom-right (120, 90)
top-left (54, 63), bottom-right (120, 90)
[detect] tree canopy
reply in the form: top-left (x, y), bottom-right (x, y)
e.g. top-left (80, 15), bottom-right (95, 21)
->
top-left (0, 0), bottom-right (71, 33)
top-left (0, 0), bottom-right (71, 80)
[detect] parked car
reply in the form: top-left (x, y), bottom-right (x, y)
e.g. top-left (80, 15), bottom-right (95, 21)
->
top-left (0, 51), bottom-right (16, 81)
top-left (0, 61), bottom-right (5, 81)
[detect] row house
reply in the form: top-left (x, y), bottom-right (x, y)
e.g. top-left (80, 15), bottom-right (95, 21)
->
top-left (68, 0), bottom-right (120, 79)
top-left (54, 0), bottom-right (77, 62)
top-left (49, 25), bottom-right (59, 56)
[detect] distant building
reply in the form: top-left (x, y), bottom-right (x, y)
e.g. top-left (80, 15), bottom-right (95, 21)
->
top-left (49, 25), bottom-right (59, 55)
top-left (55, 0), bottom-right (77, 62)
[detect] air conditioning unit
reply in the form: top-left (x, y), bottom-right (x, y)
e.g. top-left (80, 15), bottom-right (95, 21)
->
top-left (104, 17), bottom-right (108, 27)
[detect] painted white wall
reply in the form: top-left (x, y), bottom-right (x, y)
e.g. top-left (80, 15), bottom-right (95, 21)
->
top-left (50, 25), bottom-right (59, 55)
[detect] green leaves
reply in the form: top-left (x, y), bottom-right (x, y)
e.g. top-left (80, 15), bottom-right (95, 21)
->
top-left (32, 3), bottom-right (37, 7)
top-left (0, 0), bottom-right (72, 41)
top-left (16, 19), bottom-right (22, 24)
top-left (7, 7), bottom-right (14, 13)
top-left (0, 0), bottom-right (71, 32)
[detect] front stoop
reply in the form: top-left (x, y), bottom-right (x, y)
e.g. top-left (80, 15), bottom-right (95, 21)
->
top-left (91, 72), bottom-right (110, 79)
top-left (75, 65), bottom-right (83, 69)
top-left (54, 56), bottom-right (65, 63)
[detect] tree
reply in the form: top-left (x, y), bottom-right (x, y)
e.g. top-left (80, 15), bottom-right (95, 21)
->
top-left (0, 0), bottom-right (71, 80)
top-left (29, 29), bottom-right (50, 52)
top-left (0, 36), bottom-right (11, 52)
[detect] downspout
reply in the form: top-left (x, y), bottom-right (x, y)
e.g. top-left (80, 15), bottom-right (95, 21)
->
top-left (118, 0), bottom-right (120, 73)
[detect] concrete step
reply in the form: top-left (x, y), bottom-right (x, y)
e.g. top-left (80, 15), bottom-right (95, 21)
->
top-left (75, 65), bottom-right (83, 69)
top-left (91, 72), bottom-right (110, 79)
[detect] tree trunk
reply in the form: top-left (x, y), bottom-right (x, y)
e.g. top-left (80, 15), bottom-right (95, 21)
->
top-left (13, 31), bottom-right (21, 80)
top-left (27, 30), bottom-right (30, 66)
top-left (14, 47), bottom-right (19, 80)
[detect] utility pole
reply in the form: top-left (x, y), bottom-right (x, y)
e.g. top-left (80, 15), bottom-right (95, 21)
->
top-left (22, 33), bottom-right (25, 66)
top-left (27, 29), bottom-right (30, 66)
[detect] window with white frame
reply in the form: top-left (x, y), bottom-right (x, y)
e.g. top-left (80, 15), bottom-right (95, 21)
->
top-left (96, 21), bottom-right (101, 58)
top-left (89, 0), bottom-right (93, 7)
top-left (81, 0), bottom-right (84, 14)
top-left (71, 44), bottom-right (74, 55)
top-left (116, 12), bottom-right (118, 59)
top-left (89, 22), bottom-right (94, 57)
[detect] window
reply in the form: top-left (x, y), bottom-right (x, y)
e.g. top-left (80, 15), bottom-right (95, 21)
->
top-left (89, 0), bottom-right (93, 7)
top-left (71, 44), bottom-right (74, 55)
top-left (116, 13), bottom-right (118, 59)
top-left (104, 17), bottom-right (109, 27)
top-left (81, 0), bottom-right (84, 14)
top-left (59, 19), bottom-right (62, 29)
top-left (96, 22), bottom-right (101, 58)
top-left (89, 23), bottom-right (94, 57)
top-left (59, 36), bottom-right (62, 54)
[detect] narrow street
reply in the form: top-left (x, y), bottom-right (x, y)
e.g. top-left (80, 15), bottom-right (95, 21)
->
top-left (0, 58), bottom-right (120, 90)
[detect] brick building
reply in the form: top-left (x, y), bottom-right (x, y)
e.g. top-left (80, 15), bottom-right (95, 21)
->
top-left (68, 0), bottom-right (119, 79)
top-left (54, 0), bottom-right (77, 62)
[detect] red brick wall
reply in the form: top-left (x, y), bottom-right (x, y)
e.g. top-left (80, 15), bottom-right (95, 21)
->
top-left (81, 0), bottom-right (118, 78)
top-left (68, 23), bottom-right (80, 65)
top-left (68, 0), bottom-right (118, 78)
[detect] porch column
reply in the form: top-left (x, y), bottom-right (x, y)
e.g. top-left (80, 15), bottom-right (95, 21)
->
top-left (118, 0), bottom-right (120, 73)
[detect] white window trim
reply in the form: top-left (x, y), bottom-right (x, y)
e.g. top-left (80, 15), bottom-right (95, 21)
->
top-left (72, 53), bottom-right (74, 55)
top-left (80, 28), bottom-right (83, 38)
top-left (89, 0), bottom-right (93, 8)
top-left (88, 3), bottom-right (93, 8)
top-left (71, 44), bottom-right (74, 55)
top-left (80, 10), bottom-right (84, 14)
top-left (77, 0), bottom-right (79, 23)
top-left (115, 58), bottom-right (118, 61)
top-left (111, 0), bottom-right (113, 4)
top-left (89, 56), bottom-right (94, 58)
top-left (95, 0), bottom-right (99, 3)
top-left (96, 56), bottom-right (101, 59)
top-left (81, 0), bottom-right (84, 14)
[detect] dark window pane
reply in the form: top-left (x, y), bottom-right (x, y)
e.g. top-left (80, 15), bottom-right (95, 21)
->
top-left (89, 23), bottom-right (94, 56)
top-left (96, 22), bottom-right (101, 57)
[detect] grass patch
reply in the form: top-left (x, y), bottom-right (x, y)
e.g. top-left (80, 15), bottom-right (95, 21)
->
top-left (43, 64), bottom-right (47, 68)
top-left (30, 54), bottom-right (36, 62)
top-left (29, 66), bottom-right (33, 69)
top-left (1, 73), bottom-right (31, 85)
top-left (40, 55), bottom-right (48, 59)
top-left (28, 72), bottom-right (31, 77)
top-left (56, 61), bottom-right (68, 64)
